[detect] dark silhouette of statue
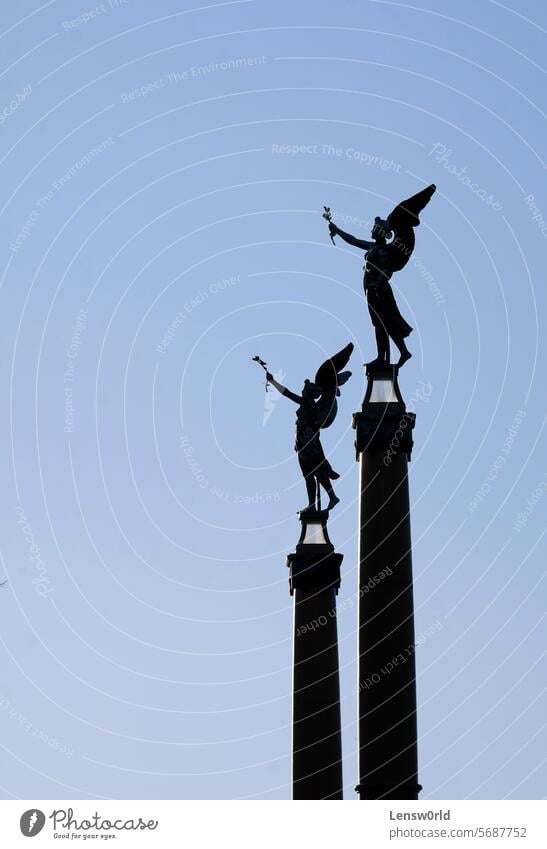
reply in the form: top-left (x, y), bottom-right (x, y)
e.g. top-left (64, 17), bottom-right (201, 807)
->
top-left (327, 185), bottom-right (436, 369)
top-left (256, 344), bottom-right (353, 512)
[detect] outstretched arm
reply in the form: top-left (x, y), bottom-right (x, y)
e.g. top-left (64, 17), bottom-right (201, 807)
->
top-left (329, 222), bottom-right (373, 251)
top-left (266, 373), bottom-right (303, 405)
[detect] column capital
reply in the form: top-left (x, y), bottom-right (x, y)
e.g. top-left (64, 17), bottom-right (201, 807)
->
top-left (353, 364), bottom-right (415, 459)
top-left (286, 509), bottom-right (342, 595)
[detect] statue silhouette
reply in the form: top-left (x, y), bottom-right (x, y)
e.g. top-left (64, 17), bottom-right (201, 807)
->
top-left (328, 184), bottom-right (436, 369)
top-left (262, 343), bottom-right (353, 513)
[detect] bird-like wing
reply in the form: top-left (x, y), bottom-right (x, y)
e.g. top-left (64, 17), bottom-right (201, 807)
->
top-left (386, 183), bottom-right (436, 272)
top-left (313, 342), bottom-right (354, 429)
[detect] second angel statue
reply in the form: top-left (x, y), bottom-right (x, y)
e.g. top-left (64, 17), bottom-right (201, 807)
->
top-left (258, 343), bottom-right (353, 514)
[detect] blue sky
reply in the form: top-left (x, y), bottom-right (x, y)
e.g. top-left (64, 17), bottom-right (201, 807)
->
top-left (0, 0), bottom-right (545, 800)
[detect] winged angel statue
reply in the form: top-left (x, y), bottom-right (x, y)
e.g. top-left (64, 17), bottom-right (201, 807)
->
top-left (327, 184), bottom-right (436, 368)
top-left (263, 343), bottom-right (353, 513)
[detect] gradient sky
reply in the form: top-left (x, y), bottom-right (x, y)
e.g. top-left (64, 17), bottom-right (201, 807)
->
top-left (0, 0), bottom-right (545, 800)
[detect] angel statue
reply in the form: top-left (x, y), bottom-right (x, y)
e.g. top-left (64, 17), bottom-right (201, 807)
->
top-left (256, 343), bottom-right (353, 513)
top-left (327, 184), bottom-right (436, 369)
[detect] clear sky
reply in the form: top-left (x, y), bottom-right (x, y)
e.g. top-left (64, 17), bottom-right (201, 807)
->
top-left (0, 0), bottom-right (545, 800)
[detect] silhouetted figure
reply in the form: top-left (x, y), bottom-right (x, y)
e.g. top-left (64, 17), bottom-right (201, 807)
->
top-left (328, 185), bottom-right (436, 368)
top-left (264, 343), bottom-right (353, 512)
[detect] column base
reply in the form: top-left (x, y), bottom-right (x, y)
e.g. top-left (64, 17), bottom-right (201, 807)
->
top-left (355, 782), bottom-right (422, 800)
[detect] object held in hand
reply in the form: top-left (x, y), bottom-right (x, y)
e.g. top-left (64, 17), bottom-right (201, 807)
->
top-left (322, 206), bottom-right (335, 244)
top-left (252, 355), bottom-right (270, 391)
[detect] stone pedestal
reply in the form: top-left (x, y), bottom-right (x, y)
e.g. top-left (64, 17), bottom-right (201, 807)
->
top-left (287, 510), bottom-right (343, 800)
top-left (353, 365), bottom-right (421, 800)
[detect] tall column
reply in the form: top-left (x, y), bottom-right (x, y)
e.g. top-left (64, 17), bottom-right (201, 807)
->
top-left (353, 365), bottom-right (421, 801)
top-left (287, 510), bottom-right (343, 800)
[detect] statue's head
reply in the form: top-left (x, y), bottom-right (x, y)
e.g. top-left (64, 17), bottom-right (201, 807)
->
top-left (302, 379), bottom-right (321, 400)
top-left (371, 216), bottom-right (392, 242)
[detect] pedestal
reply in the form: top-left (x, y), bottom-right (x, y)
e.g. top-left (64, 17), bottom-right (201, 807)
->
top-left (353, 365), bottom-right (421, 800)
top-left (286, 510), bottom-right (343, 800)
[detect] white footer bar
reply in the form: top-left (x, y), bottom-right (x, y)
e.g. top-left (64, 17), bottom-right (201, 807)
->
top-left (1, 800), bottom-right (545, 847)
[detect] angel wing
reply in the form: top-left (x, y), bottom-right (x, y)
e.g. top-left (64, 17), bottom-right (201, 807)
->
top-left (387, 183), bottom-right (436, 272)
top-left (313, 342), bottom-right (354, 430)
